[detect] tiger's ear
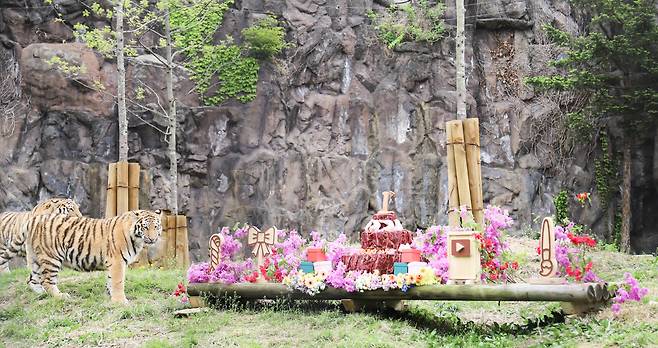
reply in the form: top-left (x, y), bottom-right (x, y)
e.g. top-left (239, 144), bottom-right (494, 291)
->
top-left (154, 209), bottom-right (161, 215)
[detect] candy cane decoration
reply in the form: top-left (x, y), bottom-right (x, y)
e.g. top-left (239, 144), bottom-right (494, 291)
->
top-left (208, 233), bottom-right (223, 273)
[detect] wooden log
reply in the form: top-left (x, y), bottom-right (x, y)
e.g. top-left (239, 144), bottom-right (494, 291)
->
top-left (128, 163), bottom-right (140, 211)
top-left (446, 121), bottom-right (460, 227)
top-left (187, 283), bottom-right (602, 303)
top-left (116, 161), bottom-right (130, 215)
top-left (105, 163), bottom-right (117, 218)
top-left (447, 120), bottom-right (473, 224)
top-left (463, 118), bottom-right (483, 227)
top-left (175, 215), bottom-right (189, 268)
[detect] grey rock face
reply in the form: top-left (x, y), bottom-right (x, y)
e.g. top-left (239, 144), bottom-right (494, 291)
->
top-left (2, 0), bottom-right (657, 259)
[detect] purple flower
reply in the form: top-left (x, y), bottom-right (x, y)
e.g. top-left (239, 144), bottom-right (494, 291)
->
top-left (611, 303), bottom-right (621, 314)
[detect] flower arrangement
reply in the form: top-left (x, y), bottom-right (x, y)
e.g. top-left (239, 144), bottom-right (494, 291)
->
top-left (611, 272), bottom-right (649, 315)
top-left (476, 206), bottom-right (519, 282)
top-left (541, 222), bottom-right (599, 282)
top-left (184, 205), bottom-right (647, 318)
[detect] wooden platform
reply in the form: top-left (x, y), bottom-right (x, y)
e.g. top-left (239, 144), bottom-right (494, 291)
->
top-left (187, 282), bottom-right (611, 304)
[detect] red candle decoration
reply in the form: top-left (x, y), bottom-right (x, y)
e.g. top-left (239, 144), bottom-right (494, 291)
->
top-left (307, 247), bottom-right (328, 262)
top-left (400, 248), bottom-right (421, 263)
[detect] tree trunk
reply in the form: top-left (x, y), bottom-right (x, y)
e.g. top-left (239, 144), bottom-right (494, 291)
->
top-left (115, 1), bottom-right (128, 162)
top-left (165, 11), bottom-right (178, 215)
top-left (620, 137), bottom-right (632, 253)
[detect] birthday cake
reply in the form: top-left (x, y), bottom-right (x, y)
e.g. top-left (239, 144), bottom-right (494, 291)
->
top-left (341, 192), bottom-right (418, 274)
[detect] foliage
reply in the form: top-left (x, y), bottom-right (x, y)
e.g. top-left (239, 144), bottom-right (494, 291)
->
top-left (526, 0), bottom-right (658, 134)
top-left (553, 190), bottom-right (569, 226)
top-left (241, 15), bottom-right (288, 60)
top-left (594, 131), bottom-right (616, 206)
top-left (366, 0), bottom-right (445, 49)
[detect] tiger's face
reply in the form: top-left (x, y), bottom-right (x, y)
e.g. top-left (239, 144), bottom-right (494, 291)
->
top-left (32, 198), bottom-right (82, 217)
top-left (131, 210), bottom-right (163, 244)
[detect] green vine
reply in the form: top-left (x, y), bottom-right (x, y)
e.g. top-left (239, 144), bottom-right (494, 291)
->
top-left (612, 212), bottom-right (622, 250)
top-left (366, 0), bottom-right (445, 49)
top-left (553, 190), bottom-right (569, 226)
top-left (594, 131), bottom-right (616, 206)
top-left (167, 1), bottom-right (286, 105)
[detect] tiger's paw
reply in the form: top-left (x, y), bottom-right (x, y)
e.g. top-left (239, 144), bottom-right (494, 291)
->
top-left (111, 296), bottom-right (130, 305)
top-left (55, 292), bottom-right (71, 300)
top-left (28, 282), bottom-right (45, 294)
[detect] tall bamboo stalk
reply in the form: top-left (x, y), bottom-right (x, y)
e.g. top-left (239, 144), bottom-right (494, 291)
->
top-left (446, 122), bottom-right (460, 227)
top-left (463, 118), bottom-right (483, 226)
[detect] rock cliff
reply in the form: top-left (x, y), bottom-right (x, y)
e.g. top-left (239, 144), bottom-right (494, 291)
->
top-left (1, 0), bottom-right (656, 259)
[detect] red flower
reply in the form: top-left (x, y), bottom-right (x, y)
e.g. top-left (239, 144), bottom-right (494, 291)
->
top-left (585, 261), bottom-right (593, 272)
top-left (501, 262), bottom-right (508, 271)
top-left (489, 273), bottom-right (498, 281)
top-left (536, 246), bottom-right (541, 255)
top-left (511, 261), bottom-right (519, 270)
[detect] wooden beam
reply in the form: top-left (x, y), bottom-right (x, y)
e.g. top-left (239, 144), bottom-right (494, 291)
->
top-left (188, 283), bottom-right (606, 304)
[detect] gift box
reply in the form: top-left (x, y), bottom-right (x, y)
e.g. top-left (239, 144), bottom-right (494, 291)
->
top-left (300, 261), bottom-right (315, 273)
top-left (393, 262), bottom-right (408, 275)
top-left (307, 247), bottom-right (328, 262)
top-left (408, 261), bottom-right (428, 275)
top-left (313, 261), bottom-right (332, 273)
top-left (399, 248), bottom-right (421, 263)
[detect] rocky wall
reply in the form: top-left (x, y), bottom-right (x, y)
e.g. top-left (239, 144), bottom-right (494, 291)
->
top-left (1, 0), bottom-right (656, 260)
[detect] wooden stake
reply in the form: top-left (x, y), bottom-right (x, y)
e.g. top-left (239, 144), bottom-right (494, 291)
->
top-left (175, 215), bottom-right (189, 268)
top-left (116, 161), bottom-right (130, 215)
top-left (105, 163), bottom-right (117, 218)
top-left (447, 120), bottom-right (473, 224)
top-left (128, 163), bottom-right (140, 211)
top-left (463, 118), bottom-right (483, 227)
top-left (446, 121), bottom-right (460, 227)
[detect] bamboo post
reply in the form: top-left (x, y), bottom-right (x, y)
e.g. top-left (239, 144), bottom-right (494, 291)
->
top-left (166, 214), bottom-right (177, 266)
top-left (463, 118), bottom-right (483, 227)
top-left (105, 163), bottom-right (117, 218)
top-left (128, 163), bottom-right (140, 211)
top-left (175, 215), bottom-right (189, 268)
top-left (116, 161), bottom-right (130, 215)
top-left (446, 122), bottom-right (460, 227)
top-left (447, 120), bottom-right (473, 224)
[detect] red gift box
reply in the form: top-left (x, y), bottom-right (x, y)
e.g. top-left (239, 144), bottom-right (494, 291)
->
top-left (307, 247), bottom-right (328, 262)
top-left (399, 248), bottom-right (421, 263)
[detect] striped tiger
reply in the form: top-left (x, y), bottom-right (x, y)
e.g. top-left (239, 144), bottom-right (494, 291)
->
top-left (26, 209), bottom-right (163, 303)
top-left (0, 198), bottom-right (82, 273)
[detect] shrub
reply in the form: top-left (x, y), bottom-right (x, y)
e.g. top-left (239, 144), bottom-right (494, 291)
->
top-left (367, 0), bottom-right (446, 49)
top-left (242, 15), bottom-right (287, 60)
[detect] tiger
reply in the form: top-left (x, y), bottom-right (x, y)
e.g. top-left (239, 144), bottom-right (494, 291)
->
top-left (0, 198), bottom-right (82, 273)
top-left (26, 209), bottom-right (163, 303)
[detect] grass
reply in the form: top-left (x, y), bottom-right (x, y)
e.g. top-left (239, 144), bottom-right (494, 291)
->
top-left (1, 238), bottom-right (657, 347)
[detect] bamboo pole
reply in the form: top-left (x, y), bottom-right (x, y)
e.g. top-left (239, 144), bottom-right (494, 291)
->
top-left (166, 214), bottom-right (177, 266)
top-left (105, 163), bottom-right (117, 218)
top-left (175, 215), bottom-right (189, 268)
top-left (463, 118), bottom-right (483, 227)
top-left (446, 121), bottom-right (460, 227)
top-left (128, 163), bottom-right (140, 211)
top-left (447, 120), bottom-right (473, 224)
top-left (116, 161), bottom-right (129, 215)
top-left (187, 283), bottom-right (606, 304)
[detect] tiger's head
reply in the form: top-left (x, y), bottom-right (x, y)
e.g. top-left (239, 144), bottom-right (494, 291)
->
top-left (32, 198), bottom-right (83, 217)
top-left (129, 209), bottom-right (163, 245)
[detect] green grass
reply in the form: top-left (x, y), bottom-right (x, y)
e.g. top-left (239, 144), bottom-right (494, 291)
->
top-left (1, 240), bottom-right (657, 347)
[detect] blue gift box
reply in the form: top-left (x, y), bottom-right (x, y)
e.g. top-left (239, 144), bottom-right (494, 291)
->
top-left (300, 261), bottom-right (315, 273)
top-left (394, 262), bottom-right (408, 275)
